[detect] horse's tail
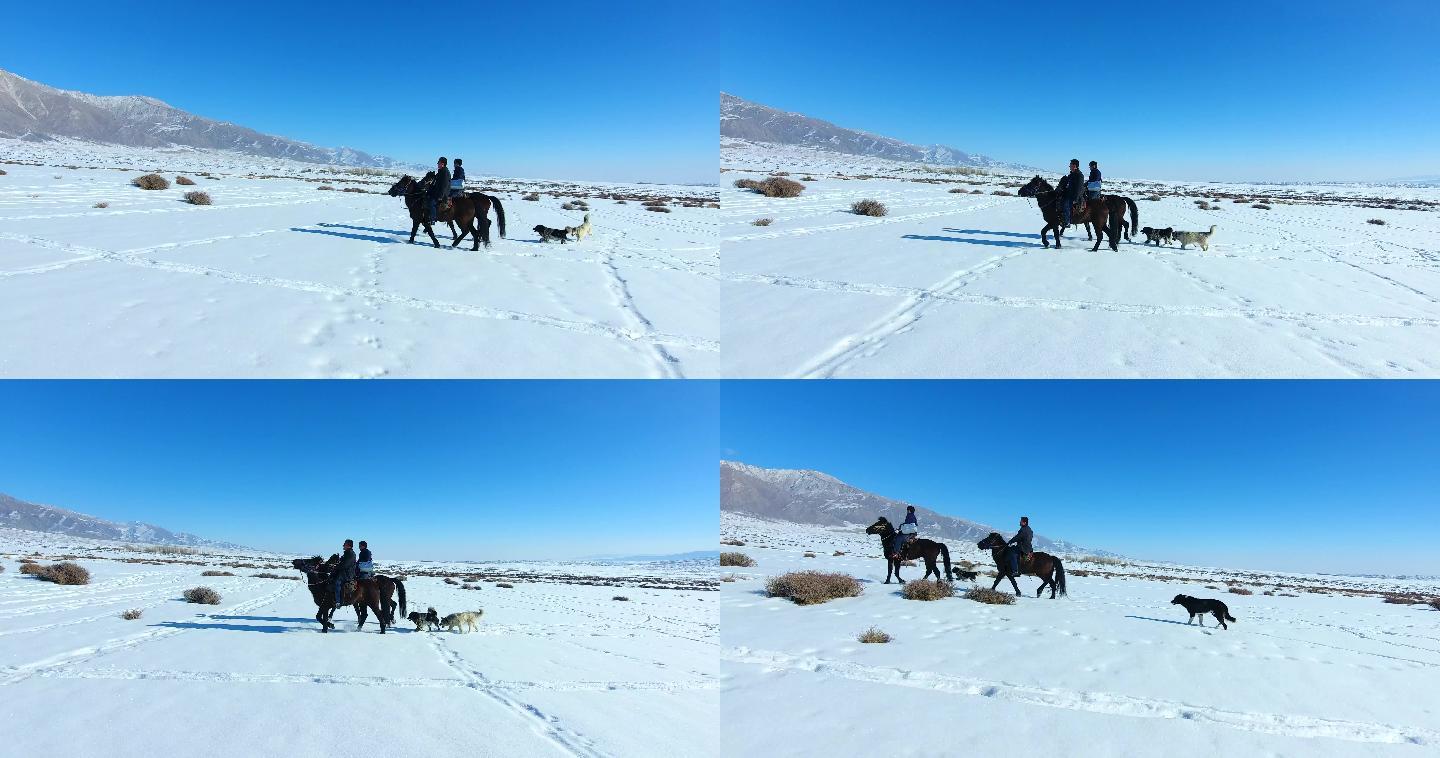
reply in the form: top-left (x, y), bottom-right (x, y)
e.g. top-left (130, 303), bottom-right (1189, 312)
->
top-left (488, 195), bottom-right (507, 238)
top-left (1054, 557), bottom-right (1067, 597)
top-left (394, 578), bottom-right (407, 617)
top-left (1125, 196), bottom-right (1139, 238)
top-left (939, 542), bottom-right (952, 583)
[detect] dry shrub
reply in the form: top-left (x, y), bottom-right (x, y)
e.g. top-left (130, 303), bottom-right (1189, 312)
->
top-left (1145, 194), bottom-right (1163, 201)
top-left (184, 191), bottom-right (212, 205)
top-left (121, 608), bottom-right (143, 620)
top-left (496, 582), bottom-right (514, 588)
top-left (642, 199), bottom-right (668, 207)
top-left (175, 176), bottom-right (196, 186)
top-left (40, 562), bottom-right (91, 585)
top-left (1252, 204), bottom-right (1271, 210)
top-left (19, 562), bottom-right (45, 575)
top-left (201, 570), bottom-right (234, 577)
top-left (857, 626), bottom-right (891, 644)
top-left (340, 187), bottom-right (367, 193)
top-left (765, 571), bottom-right (862, 605)
top-left (851, 199), bottom-right (887, 217)
top-left (612, 595), bottom-right (630, 601)
top-left (970, 189), bottom-right (984, 194)
top-left (0, 169), bottom-right (6, 175)
top-left (720, 574), bottom-right (739, 582)
top-left (523, 192), bottom-right (540, 201)
top-left (1228, 586), bottom-right (1253, 595)
top-left (771, 171), bottom-right (790, 176)
top-left (1367, 218), bottom-right (1386, 225)
top-left (183, 586), bottom-right (221, 604)
top-left (94, 202), bottom-right (110, 208)
top-left (752, 218), bottom-right (773, 226)
top-left (133, 173), bottom-right (169, 190)
top-left (948, 187), bottom-right (969, 193)
top-left (801, 176), bottom-right (816, 181)
top-left (964, 587), bottom-right (1016, 605)
top-left (720, 552), bottom-right (756, 567)
top-left (1081, 555), bottom-right (1125, 566)
top-left (720, 539), bottom-right (746, 546)
top-left (1069, 568), bottom-right (1091, 577)
top-left (991, 190), bottom-right (1012, 196)
top-left (833, 550), bottom-right (846, 556)
top-left (252, 573), bottom-right (299, 580)
top-left (1430, 599), bottom-right (1440, 611)
top-left (1196, 201), bottom-right (1212, 210)
top-left (646, 206), bottom-right (672, 213)
top-left (736, 176), bottom-right (805, 198)
top-left (1383, 594), bottom-right (1422, 604)
top-left (444, 577), bottom-right (459, 585)
top-left (803, 552), bottom-right (816, 558)
top-left (132, 545), bottom-right (199, 555)
top-left (614, 199), bottom-right (627, 204)
top-left (317, 185), bottom-right (335, 191)
top-left (901, 579), bottom-right (954, 601)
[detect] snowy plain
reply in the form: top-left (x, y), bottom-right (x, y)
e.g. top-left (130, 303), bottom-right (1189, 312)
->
top-left (0, 528), bottom-right (718, 757)
top-left (720, 513), bottom-right (1440, 757)
top-left (0, 139), bottom-right (718, 378)
top-left (722, 139), bottom-right (1440, 378)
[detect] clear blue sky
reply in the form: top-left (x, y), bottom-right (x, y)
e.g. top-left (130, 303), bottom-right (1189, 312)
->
top-left (0, 381), bottom-right (718, 561)
top-left (4, 1), bottom-right (715, 184)
top-left (722, 381), bottom-right (1440, 576)
top-left (722, 0), bottom-right (1440, 183)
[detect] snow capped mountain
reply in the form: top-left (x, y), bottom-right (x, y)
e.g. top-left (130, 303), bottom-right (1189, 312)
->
top-left (720, 461), bottom-right (1115, 557)
top-left (0, 68), bottom-right (407, 168)
top-left (720, 92), bottom-right (1037, 173)
top-left (0, 492), bottom-right (245, 549)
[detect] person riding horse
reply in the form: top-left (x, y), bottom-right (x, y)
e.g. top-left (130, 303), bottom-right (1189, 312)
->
top-left (893, 506), bottom-right (920, 558)
top-left (428, 157), bottom-right (451, 224)
top-left (356, 540), bottom-right (374, 582)
top-left (1005, 516), bottom-right (1033, 577)
top-left (334, 539), bottom-right (357, 608)
top-left (1087, 161), bottom-right (1102, 200)
top-left (451, 158), bottom-right (466, 197)
top-left (1057, 159), bottom-right (1085, 228)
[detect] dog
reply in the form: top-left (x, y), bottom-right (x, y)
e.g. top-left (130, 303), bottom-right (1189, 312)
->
top-left (406, 606), bottom-right (441, 631)
top-left (441, 609), bottom-right (484, 633)
top-left (1140, 226), bottom-right (1174, 246)
top-left (568, 213), bottom-right (592, 242)
top-left (1174, 225), bottom-right (1217, 251)
top-left (1171, 594), bottom-right (1237, 630)
top-left (534, 224), bottom-right (569, 244)
top-left (948, 567), bottom-right (979, 582)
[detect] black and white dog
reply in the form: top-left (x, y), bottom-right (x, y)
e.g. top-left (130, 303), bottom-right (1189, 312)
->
top-left (407, 606), bottom-right (441, 632)
top-left (1171, 594), bottom-right (1237, 630)
top-left (534, 224), bottom-right (569, 244)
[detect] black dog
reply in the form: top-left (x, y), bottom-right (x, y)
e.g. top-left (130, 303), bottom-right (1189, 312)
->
top-left (949, 567), bottom-right (979, 582)
top-left (406, 606), bottom-right (441, 631)
top-left (1141, 226), bottom-right (1174, 246)
top-left (1171, 594), bottom-right (1237, 630)
top-left (534, 224), bottom-right (569, 244)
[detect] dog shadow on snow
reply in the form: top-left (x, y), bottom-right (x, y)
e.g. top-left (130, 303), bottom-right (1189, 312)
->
top-left (1124, 614), bottom-right (1205, 628)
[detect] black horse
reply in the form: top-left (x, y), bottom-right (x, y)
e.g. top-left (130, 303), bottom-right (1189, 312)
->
top-left (292, 555), bottom-right (406, 633)
top-left (865, 517), bottom-right (952, 585)
top-left (387, 174), bottom-right (507, 251)
top-left (976, 532), bottom-right (1067, 599)
top-left (1017, 176), bottom-right (1135, 251)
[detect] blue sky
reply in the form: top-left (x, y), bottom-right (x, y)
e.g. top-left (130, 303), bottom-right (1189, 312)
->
top-left (4, 1), bottom-right (716, 184)
top-left (722, 0), bottom-right (1440, 183)
top-left (722, 381), bottom-right (1440, 576)
top-left (0, 381), bottom-right (718, 561)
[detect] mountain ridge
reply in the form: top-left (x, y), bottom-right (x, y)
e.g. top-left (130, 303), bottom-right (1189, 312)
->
top-left (0, 491), bottom-right (247, 550)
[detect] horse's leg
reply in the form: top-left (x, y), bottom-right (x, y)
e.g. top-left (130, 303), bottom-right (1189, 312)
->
top-left (1040, 224), bottom-right (1052, 248)
top-left (1091, 214), bottom-right (1104, 252)
top-left (354, 602), bottom-right (366, 630)
top-left (1085, 221), bottom-right (1093, 241)
top-left (480, 216), bottom-right (492, 249)
top-left (425, 223), bottom-right (440, 248)
top-left (316, 607), bottom-right (329, 632)
top-left (1008, 573), bottom-right (1022, 596)
top-left (409, 219), bottom-right (419, 244)
top-left (990, 571), bottom-right (1003, 591)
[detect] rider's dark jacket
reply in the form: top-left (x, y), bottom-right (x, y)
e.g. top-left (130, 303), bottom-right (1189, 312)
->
top-left (1089, 167), bottom-right (1102, 185)
top-left (1058, 169), bottom-right (1084, 201)
top-left (1008, 525), bottom-right (1034, 555)
top-left (336, 547), bottom-right (357, 581)
top-left (452, 165), bottom-right (466, 183)
top-left (430, 167), bottom-right (451, 200)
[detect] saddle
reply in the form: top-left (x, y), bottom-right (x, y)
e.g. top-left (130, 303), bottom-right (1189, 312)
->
top-left (1020, 552), bottom-right (1035, 571)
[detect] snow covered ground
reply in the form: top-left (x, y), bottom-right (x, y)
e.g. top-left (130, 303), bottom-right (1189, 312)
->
top-left (720, 513), bottom-right (1440, 757)
top-left (0, 140), bottom-right (718, 378)
top-left (721, 141), bottom-right (1440, 378)
top-left (1, 528), bottom-right (718, 757)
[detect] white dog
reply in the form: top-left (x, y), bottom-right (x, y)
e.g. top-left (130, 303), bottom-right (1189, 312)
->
top-left (1175, 224), bottom-right (1218, 251)
top-left (441, 610), bottom-right (483, 633)
top-left (568, 212), bottom-right (592, 242)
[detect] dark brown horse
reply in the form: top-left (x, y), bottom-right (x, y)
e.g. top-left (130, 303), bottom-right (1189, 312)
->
top-left (865, 517), bottom-right (952, 585)
top-left (1017, 176), bottom-right (1129, 251)
top-left (1086, 195), bottom-right (1140, 243)
top-left (387, 174), bottom-right (507, 251)
top-left (292, 556), bottom-right (407, 633)
top-left (976, 532), bottom-right (1067, 599)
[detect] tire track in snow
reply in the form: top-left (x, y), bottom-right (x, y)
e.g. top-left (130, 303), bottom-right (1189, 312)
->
top-left (724, 647), bottom-right (1439, 746)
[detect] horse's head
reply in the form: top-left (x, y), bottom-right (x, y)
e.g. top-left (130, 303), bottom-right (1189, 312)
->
top-left (292, 556), bottom-right (322, 574)
top-left (977, 532), bottom-right (1006, 550)
top-left (387, 175), bottom-right (414, 197)
top-left (864, 517), bottom-right (893, 536)
top-left (1017, 175), bottom-right (1051, 197)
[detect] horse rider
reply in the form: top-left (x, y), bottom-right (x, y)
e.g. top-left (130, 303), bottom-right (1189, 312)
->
top-left (1057, 159), bottom-right (1085, 228)
top-left (451, 158), bottom-right (466, 197)
top-left (356, 540), bottom-right (374, 583)
top-left (428, 156), bottom-right (451, 224)
top-left (1006, 516), bottom-right (1034, 576)
top-left (892, 506), bottom-right (919, 559)
top-left (334, 539), bottom-right (357, 608)
top-left (1087, 161), bottom-right (1102, 200)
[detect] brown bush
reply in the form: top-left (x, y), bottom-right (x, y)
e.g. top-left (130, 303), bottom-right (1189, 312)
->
top-left (252, 573), bottom-right (299, 580)
top-left (1382, 594), bottom-right (1422, 604)
top-left (612, 595), bottom-right (630, 601)
top-left (1430, 599), bottom-right (1440, 611)
top-left (133, 173), bottom-right (169, 190)
top-left (94, 202), bottom-right (110, 208)
top-left (752, 218), bottom-right (773, 226)
top-left (175, 176), bottom-right (196, 185)
top-left (964, 587), bottom-right (1016, 605)
top-left (444, 577), bottom-right (459, 585)
top-left (183, 586), bottom-right (221, 604)
top-left (720, 552), bottom-right (756, 567)
top-left (340, 187), bottom-right (366, 193)
top-left (317, 185), bottom-right (335, 191)
top-left (40, 562), bottom-right (91, 585)
top-left (614, 199), bottom-right (627, 204)
top-left (522, 192), bottom-right (540, 201)
top-left (19, 562), bottom-right (45, 575)
top-left (1196, 201), bottom-right (1212, 210)
top-left (801, 176), bottom-right (816, 181)
top-left (901, 579), bottom-right (954, 601)
top-left (803, 552), bottom-right (816, 558)
top-left (1252, 204), bottom-right (1271, 210)
top-left (184, 191), bottom-right (212, 205)
top-left (948, 187), bottom-right (969, 193)
top-left (771, 171), bottom-right (790, 177)
top-left (201, 570), bottom-right (234, 577)
top-left (121, 608), bottom-right (143, 620)
top-left (1228, 587), bottom-right (1253, 595)
top-left (851, 199), bottom-right (887, 217)
top-left (736, 176), bottom-right (805, 198)
top-left (646, 206), bottom-right (672, 213)
top-left (0, 169), bottom-right (6, 175)
top-left (642, 199), bottom-right (669, 207)
top-left (720, 539), bottom-right (746, 546)
top-left (496, 582), bottom-right (514, 588)
top-left (991, 190), bottom-right (1012, 196)
top-left (857, 626), bottom-right (891, 643)
top-left (765, 571), bottom-right (862, 605)
top-left (833, 550), bottom-right (846, 556)
top-left (1145, 194), bottom-right (1163, 201)
top-left (1367, 218), bottom-right (1386, 225)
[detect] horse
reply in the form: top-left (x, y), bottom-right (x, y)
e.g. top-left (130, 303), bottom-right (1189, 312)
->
top-left (292, 555), bottom-right (407, 633)
top-left (387, 174), bottom-right (507, 251)
top-left (1086, 195), bottom-right (1139, 243)
top-left (865, 517), bottom-right (952, 585)
top-left (1016, 176), bottom-right (1132, 251)
top-left (976, 532), bottom-right (1067, 599)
